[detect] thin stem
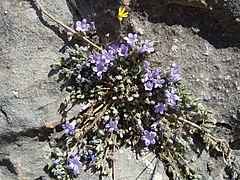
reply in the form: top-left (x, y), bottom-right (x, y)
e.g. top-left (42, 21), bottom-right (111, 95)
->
top-left (164, 113), bottom-right (202, 131)
top-left (34, 0), bottom-right (102, 51)
top-left (164, 113), bottom-right (231, 153)
top-left (67, 101), bottom-right (112, 159)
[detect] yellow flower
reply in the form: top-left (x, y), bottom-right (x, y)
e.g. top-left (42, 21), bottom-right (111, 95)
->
top-left (118, 7), bottom-right (128, 22)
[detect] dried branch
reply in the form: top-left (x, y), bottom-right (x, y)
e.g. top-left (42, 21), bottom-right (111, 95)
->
top-left (34, 0), bottom-right (102, 51)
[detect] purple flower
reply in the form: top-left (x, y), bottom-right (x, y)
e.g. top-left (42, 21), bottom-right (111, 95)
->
top-left (154, 102), bottom-right (167, 114)
top-left (144, 61), bottom-right (150, 70)
top-left (75, 19), bottom-right (90, 32)
top-left (102, 49), bottom-right (115, 62)
top-left (144, 70), bottom-right (154, 82)
top-left (159, 125), bottom-right (168, 131)
top-left (108, 44), bottom-right (120, 52)
top-left (152, 68), bottom-right (161, 76)
top-left (165, 89), bottom-right (180, 106)
top-left (65, 46), bottom-right (73, 53)
top-left (144, 81), bottom-right (153, 91)
top-left (76, 64), bottom-right (83, 70)
top-left (89, 52), bottom-right (101, 64)
top-left (141, 130), bottom-right (157, 146)
top-left (75, 77), bottom-right (87, 83)
top-left (123, 33), bottom-right (138, 48)
top-left (153, 77), bottom-right (165, 88)
top-left (62, 120), bottom-right (77, 135)
top-left (55, 171), bottom-right (62, 176)
top-left (118, 44), bottom-right (128, 57)
top-left (90, 21), bottom-right (96, 32)
top-left (53, 159), bottom-right (60, 165)
top-left (92, 35), bottom-right (99, 42)
top-left (139, 40), bottom-right (155, 53)
top-left (92, 62), bottom-right (108, 80)
top-left (68, 156), bottom-right (83, 175)
top-left (89, 152), bottom-right (95, 162)
top-left (67, 70), bottom-right (74, 75)
top-left (105, 119), bottom-right (119, 133)
top-left (168, 66), bottom-right (182, 82)
top-left (59, 69), bottom-right (65, 74)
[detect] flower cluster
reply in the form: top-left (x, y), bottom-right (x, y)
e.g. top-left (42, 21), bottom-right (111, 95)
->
top-left (90, 50), bottom-right (115, 79)
top-left (48, 16), bottom-right (238, 180)
top-left (143, 67), bottom-right (165, 91)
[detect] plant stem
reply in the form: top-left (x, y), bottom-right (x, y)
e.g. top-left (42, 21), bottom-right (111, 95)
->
top-left (34, 0), bottom-right (102, 51)
top-left (67, 101), bottom-right (112, 159)
top-left (164, 113), bottom-right (231, 154)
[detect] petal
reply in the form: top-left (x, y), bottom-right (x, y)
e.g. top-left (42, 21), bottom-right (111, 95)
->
top-left (145, 140), bottom-right (150, 146)
top-left (144, 130), bottom-right (149, 135)
top-left (151, 139), bottom-right (156, 145)
top-left (68, 163), bottom-right (74, 170)
top-left (75, 21), bottom-right (81, 26)
top-left (122, 12), bottom-right (128, 17)
top-left (141, 136), bottom-right (146, 140)
top-left (151, 132), bottom-right (157, 137)
top-left (119, 7), bottom-right (123, 14)
top-left (65, 129), bottom-right (69, 135)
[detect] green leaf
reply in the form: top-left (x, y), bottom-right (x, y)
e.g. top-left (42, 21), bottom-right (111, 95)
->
top-left (51, 63), bottom-right (61, 70)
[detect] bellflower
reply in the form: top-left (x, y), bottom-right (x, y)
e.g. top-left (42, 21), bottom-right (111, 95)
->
top-left (105, 119), bottom-right (119, 133)
top-left (154, 102), bottom-right (167, 114)
top-left (168, 66), bottom-right (182, 82)
top-left (123, 33), bottom-right (138, 48)
top-left (65, 46), bottom-right (73, 53)
top-left (90, 22), bottom-right (96, 32)
top-left (62, 120), bottom-right (77, 135)
top-left (144, 70), bottom-right (154, 82)
top-left (75, 19), bottom-right (90, 32)
top-left (165, 89), bottom-right (180, 106)
top-left (152, 68), bottom-right (161, 76)
top-left (53, 159), bottom-right (60, 165)
top-left (144, 81), bottom-right (154, 91)
top-left (144, 61), bottom-right (150, 70)
top-left (75, 77), bottom-right (88, 83)
top-left (108, 44), bottom-right (119, 53)
top-left (92, 35), bottom-right (99, 42)
top-left (89, 152), bottom-right (95, 162)
top-left (153, 77), bottom-right (165, 88)
top-left (118, 44), bottom-right (128, 57)
top-left (102, 49), bottom-right (115, 62)
top-left (141, 130), bottom-right (157, 146)
top-left (76, 64), bottom-right (83, 70)
top-left (139, 40), bottom-right (155, 53)
top-left (89, 52), bottom-right (101, 64)
top-left (68, 156), bottom-right (83, 175)
top-left (92, 62), bottom-right (108, 80)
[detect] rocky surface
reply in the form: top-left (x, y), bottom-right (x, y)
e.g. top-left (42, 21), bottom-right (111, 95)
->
top-left (0, 0), bottom-right (239, 179)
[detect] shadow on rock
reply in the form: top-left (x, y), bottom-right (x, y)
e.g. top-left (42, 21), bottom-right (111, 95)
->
top-left (135, 0), bottom-right (240, 48)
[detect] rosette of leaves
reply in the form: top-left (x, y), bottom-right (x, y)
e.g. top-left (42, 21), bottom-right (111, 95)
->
top-left (49, 20), bottom-right (239, 179)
